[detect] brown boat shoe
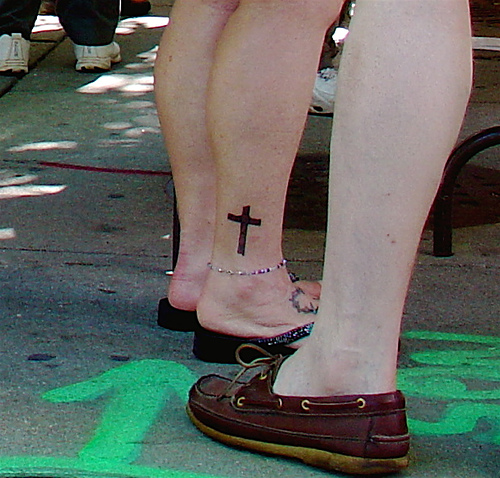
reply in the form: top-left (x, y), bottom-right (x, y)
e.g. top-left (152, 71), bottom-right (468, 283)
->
top-left (187, 346), bottom-right (410, 475)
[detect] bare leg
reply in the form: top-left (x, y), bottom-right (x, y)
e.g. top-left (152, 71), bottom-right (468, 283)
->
top-left (155, 0), bottom-right (326, 318)
top-left (274, 0), bottom-right (472, 395)
top-left (155, 0), bottom-right (239, 311)
top-left (196, 0), bottom-right (342, 338)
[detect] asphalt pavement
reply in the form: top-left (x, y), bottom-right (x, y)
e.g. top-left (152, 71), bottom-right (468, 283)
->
top-left (0, 2), bottom-right (499, 478)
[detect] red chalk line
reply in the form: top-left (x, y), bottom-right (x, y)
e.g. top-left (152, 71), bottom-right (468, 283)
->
top-left (39, 161), bottom-right (172, 176)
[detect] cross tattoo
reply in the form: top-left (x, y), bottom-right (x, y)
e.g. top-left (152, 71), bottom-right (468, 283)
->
top-left (227, 205), bottom-right (261, 255)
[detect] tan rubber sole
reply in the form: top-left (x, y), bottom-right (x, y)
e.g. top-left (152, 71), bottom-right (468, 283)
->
top-left (187, 406), bottom-right (409, 475)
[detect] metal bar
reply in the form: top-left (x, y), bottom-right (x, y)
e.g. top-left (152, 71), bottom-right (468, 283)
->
top-left (433, 126), bottom-right (500, 257)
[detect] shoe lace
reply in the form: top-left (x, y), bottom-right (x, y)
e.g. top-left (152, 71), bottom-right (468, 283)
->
top-left (218, 344), bottom-right (282, 400)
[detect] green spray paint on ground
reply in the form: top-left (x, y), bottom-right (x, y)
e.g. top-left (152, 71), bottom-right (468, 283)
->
top-left (42, 359), bottom-right (195, 464)
top-left (0, 456), bottom-right (236, 478)
top-left (400, 331), bottom-right (500, 444)
top-left (0, 359), bottom-right (229, 478)
top-left (0, 331), bottom-right (498, 478)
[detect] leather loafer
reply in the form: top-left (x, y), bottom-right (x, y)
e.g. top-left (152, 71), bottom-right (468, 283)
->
top-left (187, 348), bottom-right (410, 475)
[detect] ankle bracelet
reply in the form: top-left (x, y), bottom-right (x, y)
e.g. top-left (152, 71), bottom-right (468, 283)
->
top-left (207, 259), bottom-right (287, 276)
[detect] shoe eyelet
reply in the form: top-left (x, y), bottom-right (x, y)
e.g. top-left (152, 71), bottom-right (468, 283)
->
top-left (277, 398), bottom-right (283, 409)
top-left (236, 396), bottom-right (246, 408)
top-left (357, 398), bottom-right (366, 409)
top-left (259, 373), bottom-right (268, 380)
top-left (301, 399), bottom-right (311, 411)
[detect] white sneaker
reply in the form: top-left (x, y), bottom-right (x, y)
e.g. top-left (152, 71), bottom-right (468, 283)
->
top-left (73, 41), bottom-right (121, 72)
top-left (0, 33), bottom-right (29, 74)
top-left (309, 67), bottom-right (338, 115)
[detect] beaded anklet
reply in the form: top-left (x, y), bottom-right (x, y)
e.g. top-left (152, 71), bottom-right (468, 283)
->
top-left (207, 259), bottom-right (287, 276)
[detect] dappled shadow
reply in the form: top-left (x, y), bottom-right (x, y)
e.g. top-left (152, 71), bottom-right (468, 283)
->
top-left (77, 67), bottom-right (155, 96)
top-left (73, 41), bottom-right (162, 145)
top-left (285, 152), bottom-right (500, 231)
top-left (8, 141), bottom-right (77, 153)
top-left (32, 15), bottom-right (63, 35)
top-left (8, 13), bottom-right (168, 155)
top-left (0, 169), bottom-right (66, 240)
top-left (33, 14), bottom-right (169, 36)
top-left (117, 16), bottom-right (169, 35)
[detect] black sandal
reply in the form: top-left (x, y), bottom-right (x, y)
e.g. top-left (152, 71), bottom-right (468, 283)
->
top-left (157, 297), bottom-right (199, 332)
top-left (193, 322), bottom-right (313, 364)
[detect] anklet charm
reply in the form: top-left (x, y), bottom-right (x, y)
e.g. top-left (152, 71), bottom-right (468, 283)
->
top-left (207, 259), bottom-right (287, 276)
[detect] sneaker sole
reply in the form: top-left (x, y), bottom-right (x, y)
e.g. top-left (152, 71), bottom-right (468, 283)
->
top-left (76, 54), bottom-right (121, 72)
top-left (187, 406), bottom-right (409, 475)
top-left (0, 61), bottom-right (28, 74)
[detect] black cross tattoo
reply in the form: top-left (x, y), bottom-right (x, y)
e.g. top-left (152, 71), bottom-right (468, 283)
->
top-left (227, 205), bottom-right (261, 255)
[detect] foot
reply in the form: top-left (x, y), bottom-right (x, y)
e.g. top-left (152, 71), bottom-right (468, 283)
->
top-left (73, 42), bottom-right (121, 72)
top-left (272, 346), bottom-right (347, 397)
top-left (197, 266), bottom-right (320, 341)
top-left (187, 351), bottom-right (410, 475)
top-left (0, 34), bottom-right (29, 75)
top-left (167, 252), bottom-right (210, 313)
top-left (273, 335), bottom-right (398, 397)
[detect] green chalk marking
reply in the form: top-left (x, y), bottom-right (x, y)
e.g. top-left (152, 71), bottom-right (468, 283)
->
top-left (408, 402), bottom-right (500, 445)
top-left (399, 366), bottom-right (500, 400)
top-left (0, 333), bottom-right (498, 478)
top-left (0, 360), bottom-right (230, 478)
top-left (403, 330), bottom-right (500, 345)
top-left (43, 359), bottom-right (196, 464)
top-left (0, 456), bottom-right (229, 478)
top-left (400, 331), bottom-right (500, 444)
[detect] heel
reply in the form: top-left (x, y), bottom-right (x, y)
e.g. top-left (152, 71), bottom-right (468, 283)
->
top-left (157, 297), bottom-right (198, 331)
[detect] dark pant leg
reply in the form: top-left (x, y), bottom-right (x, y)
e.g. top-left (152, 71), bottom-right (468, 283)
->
top-left (0, 0), bottom-right (41, 40)
top-left (57, 0), bottom-right (119, 46)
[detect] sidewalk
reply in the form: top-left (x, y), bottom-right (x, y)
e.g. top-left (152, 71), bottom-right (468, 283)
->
top-left (0, 3), bottom-right (498, 478)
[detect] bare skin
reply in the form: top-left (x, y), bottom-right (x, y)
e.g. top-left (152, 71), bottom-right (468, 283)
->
top-left (273, 0), bottom-right (472, 396)
top-left (155, 0), bottom-right (339, 338)
top-left (156, 0), bottom-right (471, 396)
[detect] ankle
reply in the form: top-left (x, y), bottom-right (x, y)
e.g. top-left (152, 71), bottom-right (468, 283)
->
top-left (273, 345), bottom-right (397, 397)
top-left (197, 267), bottom-right (312, 337)
top-left (199, 267), bottom-right (291, 314)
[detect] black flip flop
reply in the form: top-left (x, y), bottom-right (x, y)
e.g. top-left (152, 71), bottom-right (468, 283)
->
top-left (193, 322), bottom-right (313, 364)
top-left (157, 297), bottom-right (199, 331)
